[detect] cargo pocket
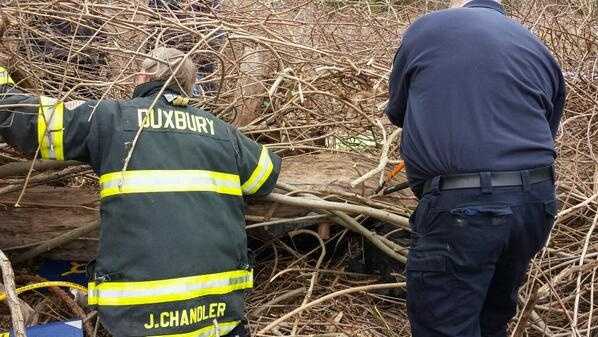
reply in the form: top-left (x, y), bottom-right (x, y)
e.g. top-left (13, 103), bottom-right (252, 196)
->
top-left (446, 204), bottom-right (513, 268)
top-left (406, 255), bottom-right (454, 324)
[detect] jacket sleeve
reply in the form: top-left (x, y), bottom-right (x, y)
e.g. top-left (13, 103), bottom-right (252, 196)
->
top-left (231, 127), bottom-right (282, 197)
top-left (0, 66), bottom-right (97, 162)
top-left (547, 68), bottom-right (566, 139)
top-left (384, 46), bottom-right (410, 128)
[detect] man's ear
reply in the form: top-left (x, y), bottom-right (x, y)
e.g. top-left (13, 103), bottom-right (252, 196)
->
top-left (450, 0), bottom-right (466, 8)
top-left (134, 73), bottom-right (151, 86)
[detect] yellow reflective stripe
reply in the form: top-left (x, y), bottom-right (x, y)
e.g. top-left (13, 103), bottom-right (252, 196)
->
top-left (173, 96), bottom-right (190, 106)
top-left (99, 170), bottom-right (243, 199)
top-left (148, 321), bottom-right (239, 337)
top-left (241, 146), bottom-right (274, 195)
top-left (88, 269), bottom-right (253, 306)
top-left (0, 66), bottom-right (14, 85)
top-left (37, 96), bottom-right (65, 160)
top-left (163, 93), bottom-right (190, 106)
top-left (87, 282), bottom-right (98, 305)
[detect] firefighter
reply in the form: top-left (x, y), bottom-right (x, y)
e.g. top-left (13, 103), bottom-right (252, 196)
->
top-left (147, 0), bottom-right (224, 96)
top-left (0, 47), bottom-right (281, 337)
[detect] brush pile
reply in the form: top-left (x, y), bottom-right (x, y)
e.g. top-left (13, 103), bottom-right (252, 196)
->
top-left (0, 0), bottom-right (596, 336)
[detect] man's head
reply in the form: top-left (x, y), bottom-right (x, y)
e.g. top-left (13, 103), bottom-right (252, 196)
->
top-left (450, 0), bottom-right (501, 8)
top-left (135, 47), bottom-right (196, 96)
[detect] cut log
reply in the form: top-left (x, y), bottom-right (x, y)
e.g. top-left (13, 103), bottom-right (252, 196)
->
top-left (0, 187), bottom-right (100, 261)
top-left (0, 153), bottom-right (410, 261)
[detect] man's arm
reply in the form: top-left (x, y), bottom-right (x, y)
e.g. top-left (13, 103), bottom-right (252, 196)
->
top-left (385, 46), bottom-right (410, 128)
top-left (0, 66), bottom-right (96, 162)
top-left (231, 128), bottom-right (282, 197)
top-left (548, 69), bottom-right (566, 139)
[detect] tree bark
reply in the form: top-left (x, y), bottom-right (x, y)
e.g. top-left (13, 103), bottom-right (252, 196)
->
top-left (0, 160), bottom-right (81, 179)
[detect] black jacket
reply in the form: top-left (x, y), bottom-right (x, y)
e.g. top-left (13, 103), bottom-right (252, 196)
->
top-left (0, 69), bottom-right (281, 336)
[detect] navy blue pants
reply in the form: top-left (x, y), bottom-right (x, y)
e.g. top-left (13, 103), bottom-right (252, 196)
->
top-left (406, 178), bottom-right (556, 337)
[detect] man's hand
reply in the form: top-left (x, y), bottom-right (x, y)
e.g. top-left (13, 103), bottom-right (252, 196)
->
top-left (0, 59), bottom-right (31, 89)
top-left (0, 56), bottom-right (34, 89)
top-left (0, 65), bottom-right (14, 86)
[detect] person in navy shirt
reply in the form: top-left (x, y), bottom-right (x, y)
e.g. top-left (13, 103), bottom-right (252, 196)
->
top-left (385, 1), bottom-right (565, 336)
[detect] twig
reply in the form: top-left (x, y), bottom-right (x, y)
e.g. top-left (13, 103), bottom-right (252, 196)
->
top-left (273, 183), bottom-right (407, 262)
top-left (246, 214), bottom-right (331, 230)
top-left (350, 126), bottom-right (400, 188)
top-left (0, 249), bottom-right (28, 337)
top-left (256, 282), bottom-right (405, 335)
top-left (265, 193), bottom-right (409, 229)
top-left (253, 288), bottom-right (307, 316)
top-left (289, 229), bottom-right (325, 335)
top-left (0, 166), bottom-right (89, 197)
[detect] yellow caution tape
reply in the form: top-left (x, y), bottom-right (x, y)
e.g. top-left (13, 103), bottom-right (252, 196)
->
top-left (0, 281), bottom-right (88, 302)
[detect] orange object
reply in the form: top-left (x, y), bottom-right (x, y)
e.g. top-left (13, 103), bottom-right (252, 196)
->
top-left (387, 161), bottom-right (405, 182)
top-left (375, 161), bottom-right (406, 194)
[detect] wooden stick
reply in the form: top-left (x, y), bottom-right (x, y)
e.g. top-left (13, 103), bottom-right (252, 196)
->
top-left (253, 288), bottom-right (307, 316)
top-left (350, 127), bottom-right (401, 187)
top-left (272, 183), bottom-right (408, 262)
top-left (332, 211), bottom-right (406, 263)
top-left (0, 249), bottom-right (28, 337)
top-left (0, 283), bottom-right (36, 327)
top-left (0, 166), bottom-right (89, 197)
top-left (265, 193), bottom-right (409, 229)
top-left (256, 282), bottom-right (405, 335)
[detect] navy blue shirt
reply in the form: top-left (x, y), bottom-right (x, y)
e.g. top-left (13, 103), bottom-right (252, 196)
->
top-left (385, 0), bottom-right (565, 194)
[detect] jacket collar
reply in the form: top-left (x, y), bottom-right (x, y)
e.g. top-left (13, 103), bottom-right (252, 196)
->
top-left (132, 80), bottom-right (182, 99)
top-left (463, 0), bottom-right (506, 15)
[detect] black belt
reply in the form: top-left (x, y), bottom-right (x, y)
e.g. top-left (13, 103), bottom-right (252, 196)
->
top-left (422, 166), bottom-right (553, 195)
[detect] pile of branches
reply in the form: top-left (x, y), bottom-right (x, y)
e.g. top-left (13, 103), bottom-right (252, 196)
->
top-left (512, 1), bottom-right (598, 336)
top-left (0, 0), bottom-right (596, 336)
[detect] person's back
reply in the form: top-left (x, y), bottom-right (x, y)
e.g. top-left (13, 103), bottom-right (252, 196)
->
top-left (386, 0), bottom-right (564, 194)
top-left (385, 1), bottom-right (564, 337)
top-left (91, 83), bottom-right (277, 337)
top-left (0, 47), bottom-right (280, 337)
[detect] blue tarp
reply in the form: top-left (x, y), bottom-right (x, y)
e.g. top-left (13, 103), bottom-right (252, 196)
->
top-left (0, 320), bottom-right (83, 337)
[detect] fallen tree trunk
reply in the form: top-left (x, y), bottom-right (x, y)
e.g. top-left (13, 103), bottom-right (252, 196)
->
top-left (0, 160), bottom-right (81, 179)
top-left (13, 221), bottom-right (100, 264)
top-left (0, 153), bottom-right (411, 261)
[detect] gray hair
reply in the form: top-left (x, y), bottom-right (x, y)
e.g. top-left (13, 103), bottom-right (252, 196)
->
top-left (451, 0), bottom-right (501, 7)
top-left (140, 47), bottom-right (196, 96)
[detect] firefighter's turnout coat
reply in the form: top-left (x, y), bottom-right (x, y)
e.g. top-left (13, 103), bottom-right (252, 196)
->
top-left (0, 67), bottom-right (281, 337)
